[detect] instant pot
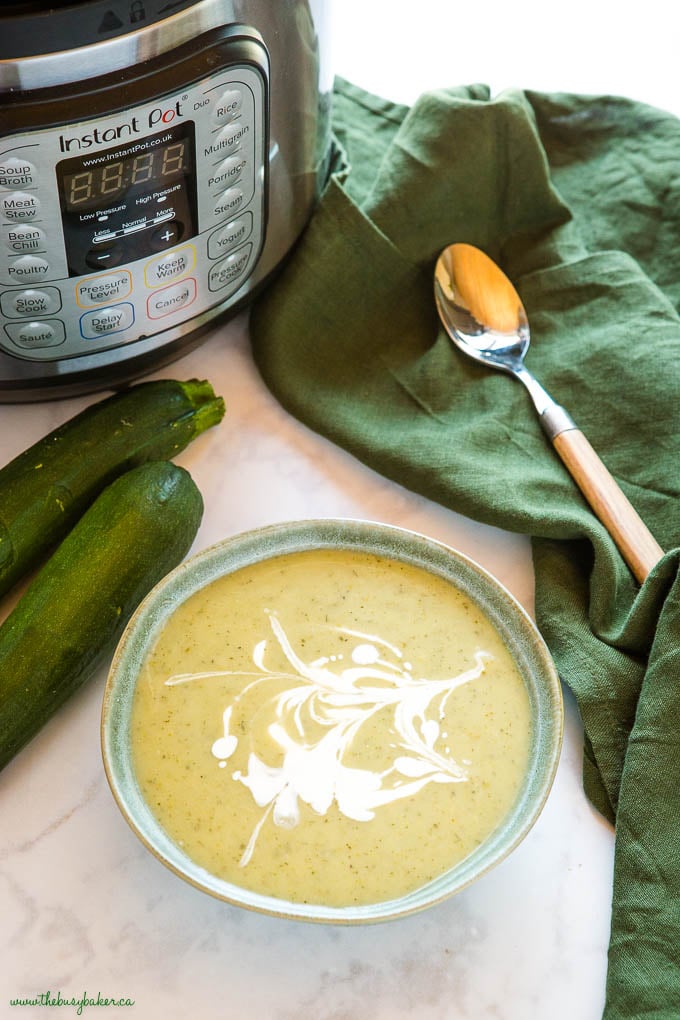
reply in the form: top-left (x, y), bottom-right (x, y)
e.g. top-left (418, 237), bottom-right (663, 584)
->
top-left (0, 0), bottom-right (332, 400)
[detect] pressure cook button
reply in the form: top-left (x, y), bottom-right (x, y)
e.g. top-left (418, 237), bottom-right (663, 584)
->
top-left (5, 255), bottom-right (50, 284)
top-left (0, 158), bottom-right (38, 191)
top-left (147, 278), bottom-right (197, 319)
top-left (208, 213), bottom-right (253, 260)
top-left (0, 286), bottom-right (62, 318)
top-left (207, 154), bottom-right (249, 194)
top-left (4, 225), bottom-right (47, 254)
top-left (145, 245), bottom-right (196, 287)
top-left (208, 243), bottom-right (252, 292)
top-left (4, 319), bottom-right (65, 350)
top-left (0, 192), bottom-right (41, 222)
top-left (80, 303), bottom-right (134, 339)
top-left (212, 187), bottom-right (245, 222)
top-left (212, 88), bottom-right (244, 125)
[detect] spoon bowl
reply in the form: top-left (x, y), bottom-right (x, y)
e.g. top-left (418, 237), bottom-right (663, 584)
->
top-left (434, 243), bottom-right (663, 584)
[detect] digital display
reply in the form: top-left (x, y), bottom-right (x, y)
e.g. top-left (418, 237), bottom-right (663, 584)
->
top-left (60, 138), bottom-right (192, 212)
top-left (56, 123), bottom-right (198, 277)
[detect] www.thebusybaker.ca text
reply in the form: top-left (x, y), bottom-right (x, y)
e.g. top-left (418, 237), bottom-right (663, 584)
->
top-left (9, 990), bottom-right (135, 1015)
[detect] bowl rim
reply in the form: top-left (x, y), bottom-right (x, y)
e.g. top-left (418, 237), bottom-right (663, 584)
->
top-left (101, 516), bottom-right (564, 924)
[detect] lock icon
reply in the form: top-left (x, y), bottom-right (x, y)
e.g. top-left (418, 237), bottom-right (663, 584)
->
top-left (130, 1), bottom-right (146, 23)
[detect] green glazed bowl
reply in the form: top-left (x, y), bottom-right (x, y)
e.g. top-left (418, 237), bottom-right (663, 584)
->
top-left (101, 518), bottom-right (563, 924)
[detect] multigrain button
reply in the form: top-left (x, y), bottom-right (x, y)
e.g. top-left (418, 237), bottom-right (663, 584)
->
top-left (208, 213), bottom-right (253, 259)
top-left (4, 319), bottom-right (65, 350)
top-left (1, 287), bottom-right (62, 318)
top-left (6, 255), bottom-right (50, 283)
top-left (211, 120), bottom-right (251, 157)
top-left (208, 243), bottom-right (252, 292)
top-left (0, 158), bottom-right (38, 190)
top-left (212, 187), bottom-right (245, 223)
top-left (147, 278), bottom-right (197, 319)
top-left (144, 245), bottom-right (196, 287)
top-left (0, 191), bottom-right (41, 222)
top-left (80, 303), bottom-right (134, 339)
top-left (212, 88), bottom-right (244, 125)
top-left (4, 225), bottom-right (47, 254)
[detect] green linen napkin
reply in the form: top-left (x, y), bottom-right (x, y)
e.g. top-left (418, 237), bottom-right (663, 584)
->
top-left (250, 78), bottom-right (680, 1018)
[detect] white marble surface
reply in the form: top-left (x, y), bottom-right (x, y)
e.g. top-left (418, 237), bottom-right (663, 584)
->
top-left (5, 1), bottom-right (676, 1015)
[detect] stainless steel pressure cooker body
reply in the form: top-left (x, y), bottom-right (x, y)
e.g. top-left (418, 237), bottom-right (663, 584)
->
top-left (0, 0), bottom-right (332, 400)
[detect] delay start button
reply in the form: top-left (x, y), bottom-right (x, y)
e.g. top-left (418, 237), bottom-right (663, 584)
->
top-left (80, 303), bottom-right (134, 340)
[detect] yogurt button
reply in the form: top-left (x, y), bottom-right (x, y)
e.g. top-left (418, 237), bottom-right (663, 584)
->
top-left (212, 88), bottom-right (244, 125)
top-left (80, 303), bottom-right (134, 339)
top-left (1, 287), bottom-right (62, 318)
top-left (4, 225), bottom-right (47, 254)
top-left (5, 255), bottom-right (50, 283)
top-left (0, 158), bottom-right (38, 190)
top-left (208, 213), bottom-right (253, 259)
top-left (4, 319), bottom-right (65, 349)
top-left (0, 191), bottom-right (41, 221)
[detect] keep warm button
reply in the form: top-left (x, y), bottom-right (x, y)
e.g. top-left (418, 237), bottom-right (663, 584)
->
top-left (145, 245), bottom-right (196, 288)
top-left (80, 302), bottom-right (134, 340)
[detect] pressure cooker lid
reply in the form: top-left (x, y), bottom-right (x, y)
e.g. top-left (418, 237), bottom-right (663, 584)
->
top-left (1, 0), bottom-right (201, 59)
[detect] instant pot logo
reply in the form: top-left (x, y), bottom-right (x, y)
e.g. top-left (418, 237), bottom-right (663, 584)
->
top-left (58, 100), bottom-right (185, 151)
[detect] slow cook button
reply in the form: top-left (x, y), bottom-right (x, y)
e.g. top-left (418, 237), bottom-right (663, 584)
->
top-left (0, 158), bottom-right (38, 191)
top-left (147, 278), bottom-right (197, 319)
top-left (76, 270), bottom-right (132, 308)
top-left (212, 187), bottom-right (245, 223)
top-left (4, 319), bottom-right (65, 350)
top-left (0, 191), bottom-right (41, 222)
top-left (80, 303), bottom-right (134, 339)
top-left (208, 213), bottom-right (253, 260)
top-left (5, 255), bottom-right (50, 284)
top-left (208, 243), bottom-right (252, 292)
top-left (212, 88), bottom-right (244, 126)
top-left (144, 245), bottom-right (196, 288)
top-left (1, 286), bottom-right (62, 318)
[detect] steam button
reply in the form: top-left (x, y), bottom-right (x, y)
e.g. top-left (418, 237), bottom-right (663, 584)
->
top-left (212, 187), bottom-right (245, 223)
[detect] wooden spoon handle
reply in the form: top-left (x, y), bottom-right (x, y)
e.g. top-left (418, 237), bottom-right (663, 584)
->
top-left (552, 428), bottom-right (664, 584)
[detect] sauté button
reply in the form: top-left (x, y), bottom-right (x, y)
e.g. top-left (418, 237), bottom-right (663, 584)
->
top-left (4, 319), bottom-right (65, 349)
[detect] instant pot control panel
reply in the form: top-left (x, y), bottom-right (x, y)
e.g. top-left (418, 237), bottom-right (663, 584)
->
top-left (0, 55), bottom-right (267, 363)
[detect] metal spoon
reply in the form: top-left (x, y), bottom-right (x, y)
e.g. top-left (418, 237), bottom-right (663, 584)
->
top-left (434, 242), bottom-right (663, 583)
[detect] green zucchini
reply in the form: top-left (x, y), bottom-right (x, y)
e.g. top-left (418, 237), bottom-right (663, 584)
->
top-left (0, 378), bottom-right (224, 599)
top-left (0, 460), bottom-right (203, 771)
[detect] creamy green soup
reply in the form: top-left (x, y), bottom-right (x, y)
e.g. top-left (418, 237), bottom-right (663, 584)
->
top-left (130, 548), bottom-right (532, 906)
